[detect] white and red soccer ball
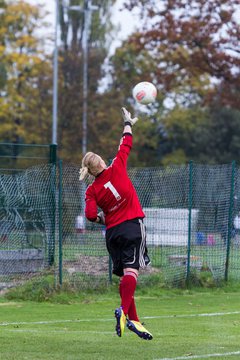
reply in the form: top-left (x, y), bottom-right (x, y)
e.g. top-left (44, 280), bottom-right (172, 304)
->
top-left (132, 81), bottom-right (157, 105)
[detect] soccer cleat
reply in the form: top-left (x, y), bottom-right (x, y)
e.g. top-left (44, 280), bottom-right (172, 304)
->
top-left (115, 307), bottom-right (126, 337)
top-left (127, 319), bottom-right (153, 340)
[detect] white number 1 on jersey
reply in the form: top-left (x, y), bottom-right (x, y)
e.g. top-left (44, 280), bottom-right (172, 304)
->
top-left (104, 181), bottom-right (121, 201)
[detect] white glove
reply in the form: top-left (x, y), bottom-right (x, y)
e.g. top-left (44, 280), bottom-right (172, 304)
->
top-left (121, 107), bottom-right (139, 127)
top-left (97, 211), bottom-right (105, 225)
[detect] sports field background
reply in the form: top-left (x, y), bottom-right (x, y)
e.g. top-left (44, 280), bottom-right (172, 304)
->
top-left (1, 161), bottom-right (240, 290)
top-left (1, 285), bottom-right (240, 360)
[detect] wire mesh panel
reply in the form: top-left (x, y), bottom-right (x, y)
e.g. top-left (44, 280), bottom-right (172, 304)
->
top-left (190, 163), bottom-right (233, 284)
top-left (229, 165), bottom-right (240, 280)
top-left (55, 163), bottom-right (109, 289)
top-left (1, 161), bottom-right (240, 290)
top-left (0, 164), bottom-right (56, 290)
top-left (129, 166), bottom-right (190, 285)
top-left (56, 163), bottom-right (240, 288)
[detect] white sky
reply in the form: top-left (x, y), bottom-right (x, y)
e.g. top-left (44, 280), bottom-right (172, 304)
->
top-left (28, 1), bottom-right (240, 53)
top-left (26, 0), bottom-right (138, 53)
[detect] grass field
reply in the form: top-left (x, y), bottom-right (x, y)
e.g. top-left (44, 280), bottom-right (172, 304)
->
top-left (1, 284), bottom-right (240, 360)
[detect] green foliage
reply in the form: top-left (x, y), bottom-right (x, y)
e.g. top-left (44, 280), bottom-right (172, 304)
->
top-left (171, 269), bottom-right (221, 289)
top-left (3, 270), bottom-right (225, 304)
top-left (5, 275), bottom-right (57, 302)
top-left (4, 274), bottom-right (114, 303)
top-left (161, 149), bottom-right (187, 166)
top-left (201, 106), bottom-right (240, 164)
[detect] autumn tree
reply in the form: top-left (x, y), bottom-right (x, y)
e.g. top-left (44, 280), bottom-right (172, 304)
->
top-left (105, 0), bottom-right (240, 164)
top-left (0, 1), bottom-right (53, 146)
top-left (123, 0), bottom-right (239, 108)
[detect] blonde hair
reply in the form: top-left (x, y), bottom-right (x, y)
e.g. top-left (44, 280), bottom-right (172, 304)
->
top-left (79, 152), bottom-right (103, 181)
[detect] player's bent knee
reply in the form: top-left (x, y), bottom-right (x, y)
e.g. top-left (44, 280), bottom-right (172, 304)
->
top-left (124, 268), bottom-right (139, 280)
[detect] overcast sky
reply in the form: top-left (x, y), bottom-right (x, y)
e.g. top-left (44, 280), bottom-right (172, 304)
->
top-left (26, 0), bottom-right (138, 53)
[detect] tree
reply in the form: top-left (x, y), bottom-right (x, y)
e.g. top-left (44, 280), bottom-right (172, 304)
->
top-left (103, 0), bottom-right (240, 165)
top-left (57, 0), bottom-right (118, 163)
top-left (202, 106), bottom-right (240, 163)
top-left (123, 0), bottom-right (240, 108)
top-left (0, 1), bottom-right (53, 145)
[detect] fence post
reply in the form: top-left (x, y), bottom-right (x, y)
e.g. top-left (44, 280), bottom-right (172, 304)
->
top-left (58, 159), bottom-right (63, 286)
top-left (186, 160), bottom-right (193, 286)
top-left (225, 160), bottom-right (235, 282)
top-left (49, 144), bottom-right (57, 164)
top-left (48, 144), bottom-right (57, 266)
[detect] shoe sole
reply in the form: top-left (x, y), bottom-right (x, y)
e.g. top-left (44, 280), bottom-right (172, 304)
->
top-left (115, 308), bottom-right (123, 337)
top-left (127, 321), bottom-right (153, 340)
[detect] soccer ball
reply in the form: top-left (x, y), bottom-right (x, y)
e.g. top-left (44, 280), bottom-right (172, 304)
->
top-left (132, 81), bottom-right (157, 105)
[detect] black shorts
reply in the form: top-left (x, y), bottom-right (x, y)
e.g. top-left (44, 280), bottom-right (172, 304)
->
top-left (106, 218), bottom-right (150, 277)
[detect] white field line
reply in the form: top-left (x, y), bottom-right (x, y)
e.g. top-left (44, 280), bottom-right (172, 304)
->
top-left (155, 351), bottom-right (240, 360)
top-left (0, 310), bottom-right (240, 327)
top-left (4, 329), bottom-right (112, 334)
top-left (144, 310), bottom-right (240, 319)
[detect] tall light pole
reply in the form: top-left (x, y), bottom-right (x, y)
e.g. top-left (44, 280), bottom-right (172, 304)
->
top-left (82, 1), bottom-right (89, 157)
top-left (52, 0), bottom-right (59, 145)
top-left (52, 1), bottom-right (97, 150)
top-left (69, 2), bottom-right (98, 226)
top-left (70, 1), bottom-right (98, 156)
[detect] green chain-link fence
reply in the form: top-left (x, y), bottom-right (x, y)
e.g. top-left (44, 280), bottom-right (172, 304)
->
top-left (1, 155), bottom-right (240, 290)
top-left (0, 143), bottom-right (57, 290)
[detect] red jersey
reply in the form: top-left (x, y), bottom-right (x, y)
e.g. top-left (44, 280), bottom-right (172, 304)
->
top-left (85, 133), bottom-right (145, 229)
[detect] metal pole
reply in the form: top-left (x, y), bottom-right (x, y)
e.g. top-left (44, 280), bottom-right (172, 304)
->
top-left (186, 160), bottom-right (193, 286)
top-left (52, 0), bottom-right (59, 145)
top-left (225, 160), bottom-right (236, 282)
top-left (80, 1), bottom-right (89, 229)
top-left (82, 0), bottom-right (90, 156)
top-left (58, 159), bottom-right (63, 286)
top-left (69, 2), bottom-right (97, 229)
top-left (68, 1), bottom-right (98, 155)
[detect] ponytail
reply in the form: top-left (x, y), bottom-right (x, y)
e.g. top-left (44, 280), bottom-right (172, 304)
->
top-left (79, 166), bottom-right (89, 181)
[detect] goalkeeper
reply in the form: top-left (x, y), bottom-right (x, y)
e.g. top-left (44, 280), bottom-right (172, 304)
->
top-left (79, 108), bottom-right (153, 340)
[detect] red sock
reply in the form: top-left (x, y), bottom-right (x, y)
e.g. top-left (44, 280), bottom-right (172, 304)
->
top-left (119, 272), bottom-right (137, 317)
top-left (119, 279), bottom-right (139, 320)
top-left (128, 297), bottom-right (139, 322)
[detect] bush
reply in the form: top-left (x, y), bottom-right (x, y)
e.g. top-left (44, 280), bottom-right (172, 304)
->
top-left (170, 268), bottom-right (222, 289)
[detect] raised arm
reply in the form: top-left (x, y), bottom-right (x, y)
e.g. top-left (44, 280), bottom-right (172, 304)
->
top-left (121, 107), bottom-right (139, 134)
top-left (111, 108), bottom-right (139, 166)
